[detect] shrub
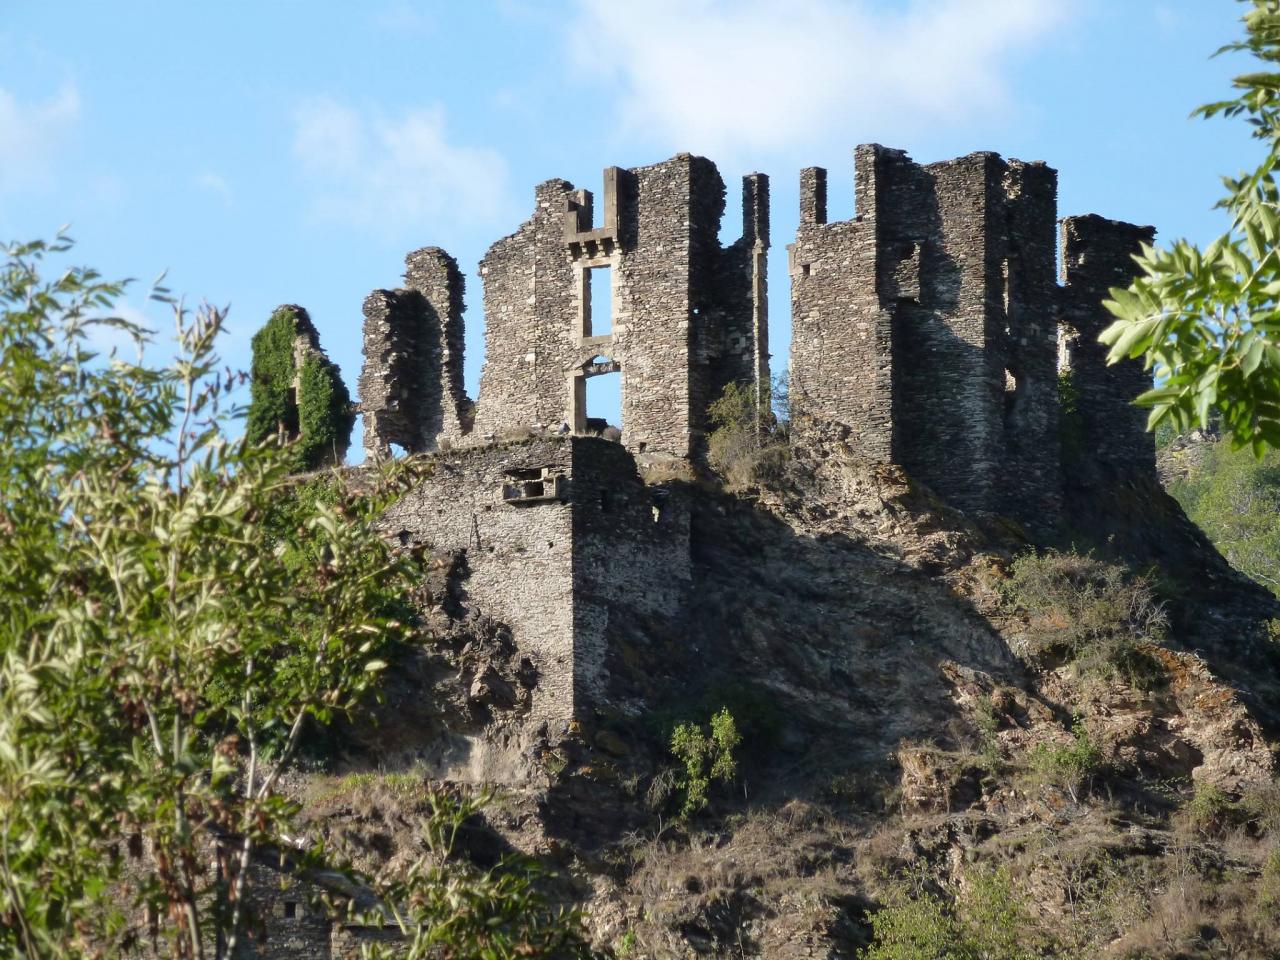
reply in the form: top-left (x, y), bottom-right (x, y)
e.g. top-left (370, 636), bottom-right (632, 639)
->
top-left (861, 884), bottom-right (969, 960)
top-left (707, 380), bottom-right (790, 489)
top-left (1027, 717), bottom-right (1104, 802)
top-left (861, 867), bottom-right (1049, 960)
top-left (669, 707), bottom-right (742, 818)
top-left (1002, 550), bottom-right (1168, 689)
top-left (1242, 779), bottom-right (1280, 835)
top-left (1182, 781), bottom-right (1235, 834)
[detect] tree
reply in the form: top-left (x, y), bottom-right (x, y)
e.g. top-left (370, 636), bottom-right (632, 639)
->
top-left (1169, 440), bottom-right (1280, 595)
top-left (0, 236), bottom-right (593, 959)
top-left (1101, 0), bottom-right (1280, 455)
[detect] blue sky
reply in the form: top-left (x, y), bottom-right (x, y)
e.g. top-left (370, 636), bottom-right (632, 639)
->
top-left (0, 0), bottom-right (1259, 454)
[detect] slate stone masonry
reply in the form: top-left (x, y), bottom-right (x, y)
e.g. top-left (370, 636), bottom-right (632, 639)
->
top-left (788, 144), bottom-right (1153, 537)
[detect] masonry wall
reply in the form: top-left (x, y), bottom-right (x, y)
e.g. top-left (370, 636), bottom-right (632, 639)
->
top-left (472, 180), bottom-right (581, 438)
top-left (789, 158), bottom-right (893, 460)
top-left (375, 436), bottom-right (688, 725)
top-left (359, 248), bottom-right (469, 458)
top-left (569, 438), bottom-right (691, 713)
top-left (377, 439), bottom-right (578, 727)
top-left (233, 862), bottom-right (335, 960)
top-left (1059, 214), bottom-right (1158, 479)
top-left (999, 161), bottom-right (1063, 528)
top-left (469, 156), bottom-right (769, 461)
top-left (790, 144), bottom-right (1062, 534)
top-left (707, 173), bottom-right (771, 417)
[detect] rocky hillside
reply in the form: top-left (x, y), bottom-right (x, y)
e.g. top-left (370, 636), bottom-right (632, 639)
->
top-left (291, 430), bottom-right (1280, 959)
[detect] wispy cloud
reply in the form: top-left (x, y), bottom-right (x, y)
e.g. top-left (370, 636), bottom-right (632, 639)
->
top-left (372, 1), bottom-right (434, 33)
top-left (568, 0), bottom-right (1072, 159)
top-left (0, 83), bottom-right (80, 195)
top-left (292, 99), bottom-right (509, 238)
top-left (196, 171), bottom-right (233, 204)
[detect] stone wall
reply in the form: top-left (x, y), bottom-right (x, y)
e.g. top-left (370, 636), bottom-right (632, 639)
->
top-left (466, 156), bottom-right (769, 461)
top-left (790, 145), bottom-right (1074, 536)
top-left (359, 248), bottom-right (469, 458)
top-left (356, 145), bottom-right (1156, 536)
top-left (1058, 214), bottom-right (1158, 481)
top-left (376, 436), bottom-right (689, 727)
top-left (378, 438), bottom-right (579, 726)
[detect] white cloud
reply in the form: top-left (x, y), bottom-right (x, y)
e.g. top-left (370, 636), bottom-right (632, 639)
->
top-left (567, 0), bottom-right (1071, 159)
top-left (372, 1), bottom-right (434, 33)
top-left (292, 99), bottom-right (509, 237)
top-left (0, 83), bottom-right (79, 195)
top-left (196, 171), bottom-right (233, 204)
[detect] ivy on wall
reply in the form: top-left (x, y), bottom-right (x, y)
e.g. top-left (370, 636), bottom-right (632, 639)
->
top-left (247, 305), bottom-right (354, 470)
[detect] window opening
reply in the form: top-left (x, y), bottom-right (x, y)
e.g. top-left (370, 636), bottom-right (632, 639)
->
top-left (585, 367), bottom-right (621, 439)
top-left (585, 266), bottom-right (613, 336)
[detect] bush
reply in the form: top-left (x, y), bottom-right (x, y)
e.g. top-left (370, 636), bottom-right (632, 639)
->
top-left (1002, 550), bottom-right (1167, 689)
top-left (707, 380), bottom-right (790, 489)
top-left (668, 708), bottom-right (742, 818)
top-left (861, 867), bottom-right (1050, 960)
top-left (1181, 781), bottom-right (1235, 834)
top-left (1027, 717), bottom-right (1104, 802)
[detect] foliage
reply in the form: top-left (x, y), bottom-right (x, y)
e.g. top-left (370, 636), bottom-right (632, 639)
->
top-left (0, 237), bottom-right (592, 959)
top-left (1099, 0), bottom-right (1280, 454)
top-left (1169, 439), bottom-right (1280, 595)
top-left (246, 305), bottom-right (297, 447)
top-left (1181, 781), bottom-right (1235, 833)
top-left (353, 790), bottom-right (595, 960)
top-left (861, 884), bottom-right (970, 960)
top-left (861, 867), bottom-right (1049, 960)
top-left (668, 708), bottom-right (742, 818)
top-left (707, 379), bottom-right (790, 489)
top-left (297, 350), bottom-right (354, 469)
top-left (1027, 717), bottom-right (1104, 802)
top-left (246, 305), bottom-right (353, 471)
top-left (1058, 371), bottom-right (1086, 468)
top-left (1001, 550), bottom-right (1168, 688)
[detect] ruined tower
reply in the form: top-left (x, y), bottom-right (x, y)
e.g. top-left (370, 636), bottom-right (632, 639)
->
top-left (789, 145), bottom-right (1152, 536)
top-left (470, 155), bottom-right (771, 461)
top-left (360, 247), bottom-right (470, 459)
top-left (359, 155), bottom-right (770, 463)
top-left (1058, 214), bottom-right (1158, 480)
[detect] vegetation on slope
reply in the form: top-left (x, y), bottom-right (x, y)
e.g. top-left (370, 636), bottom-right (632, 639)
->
top-left (0, 237), bottom-right (593, 959)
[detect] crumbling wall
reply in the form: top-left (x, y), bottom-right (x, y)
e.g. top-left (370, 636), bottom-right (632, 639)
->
top-left (472, 180), bottom-right (581, 440)
top-left (706, 173), bottom-right (771, 421)
top-left (375, 437), bottom-right (689, 726)
top-left (359, 248), bottom-right (469, 458)
top-left (788, 157), bottom-right (893, 462)
top-left (569, 438), bottom-right (691, 713)
top-left (469, 156), bottom-right (770, 461)
top-left (1058, 214), bottom-right (1158, 480)
top-left (790, 145), bottom-right (1062, 535)
top-left (377, 439), bottom-right (578, 727)
top-left (998, 160), bottom-right (1062, 529)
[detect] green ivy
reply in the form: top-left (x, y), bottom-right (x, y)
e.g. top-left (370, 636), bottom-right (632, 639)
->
top-left (246, 305), bottom-right (299, 447)
top-left (246, 305), bottom-right (354, 471)
top-left (297, 351), bottom-right (354, 470)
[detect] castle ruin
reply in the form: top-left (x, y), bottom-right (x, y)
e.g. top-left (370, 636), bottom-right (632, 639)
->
top-left (359, 145), bottom-right (1154, 733)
